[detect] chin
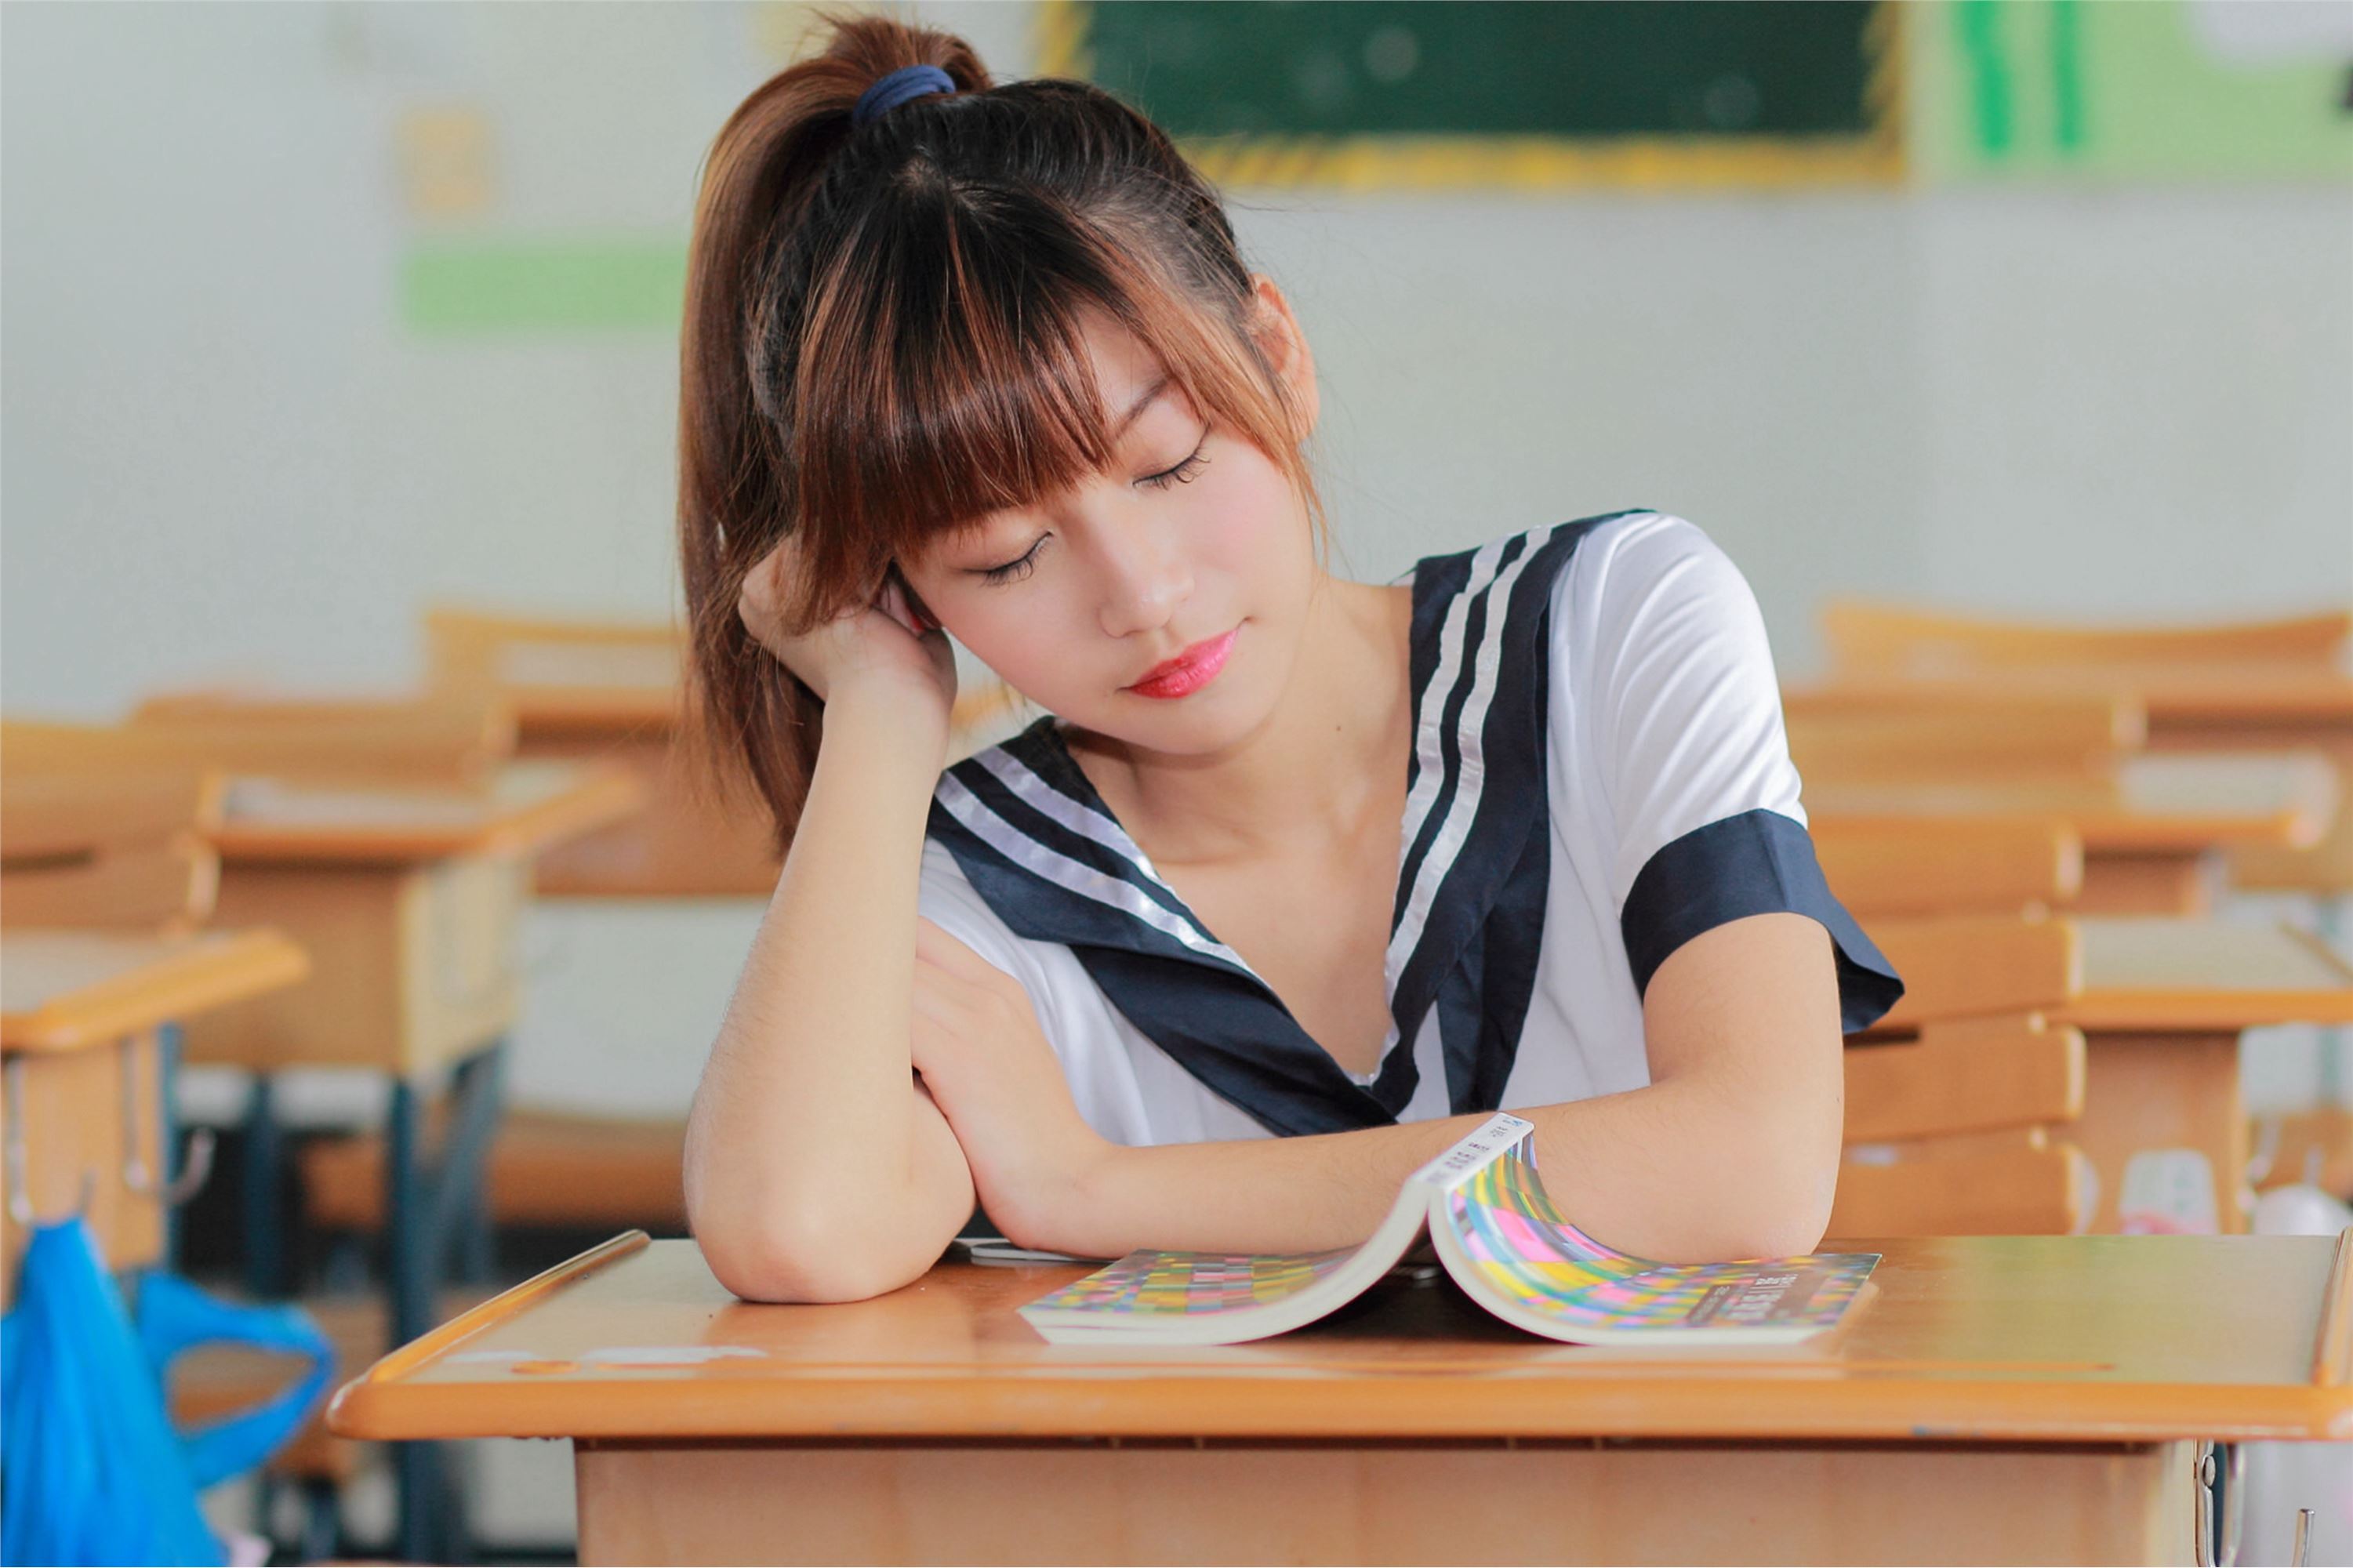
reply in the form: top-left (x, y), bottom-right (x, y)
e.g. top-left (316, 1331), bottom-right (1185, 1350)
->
top-left (1103, 681), bottom-right (1282, 757)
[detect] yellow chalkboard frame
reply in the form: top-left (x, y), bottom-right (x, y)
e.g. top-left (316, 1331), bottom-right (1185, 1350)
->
top-left (1033, 0), bottom-right (1910, 191)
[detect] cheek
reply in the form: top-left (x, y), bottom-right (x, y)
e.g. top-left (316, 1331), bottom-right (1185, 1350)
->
top-left (930, 581), bottom-right (1098, 702)
top-left (1194, 446), bottom-right (1312, 601)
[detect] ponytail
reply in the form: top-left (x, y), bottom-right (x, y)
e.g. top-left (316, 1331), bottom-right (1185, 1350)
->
top-left (678, 10), bottom-right (1323, 851)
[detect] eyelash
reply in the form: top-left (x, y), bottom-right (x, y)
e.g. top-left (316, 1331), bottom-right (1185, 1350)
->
top-left (1138, 442), bottom-right (1211, 492)
top-left (977, 439), bottom-right (1211, 585)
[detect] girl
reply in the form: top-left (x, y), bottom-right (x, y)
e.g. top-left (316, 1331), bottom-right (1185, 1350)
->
top-left (679, 13), bottom-right (1901, 1305)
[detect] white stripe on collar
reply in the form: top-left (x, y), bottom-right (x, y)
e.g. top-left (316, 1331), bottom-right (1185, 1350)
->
top-left (1387, 521), bottom-right (1561, 994)
top-left (933, 771), bottom-right (1257, 975)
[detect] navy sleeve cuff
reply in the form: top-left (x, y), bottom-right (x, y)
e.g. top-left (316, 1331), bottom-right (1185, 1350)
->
top-left (1621, 808), bottom-right (1905, 1034)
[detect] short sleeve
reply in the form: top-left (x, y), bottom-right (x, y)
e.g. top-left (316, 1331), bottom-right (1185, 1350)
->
top-left (1563, 515), bottom-right (1902, 1033)
top-left (917, 838), bottom-right (1057, 1006)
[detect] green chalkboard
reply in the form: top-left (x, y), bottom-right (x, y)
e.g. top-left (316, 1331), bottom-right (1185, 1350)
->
top-left (1073, 1), bottom-right (1886, 142)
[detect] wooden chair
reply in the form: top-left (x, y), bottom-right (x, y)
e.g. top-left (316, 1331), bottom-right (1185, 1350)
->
top-left (1834, 1014), bottom-right (2093, 1236)
top-left (0, 752), bottom-right (238, 1289)
top-left (9, 695), bottom-right (511, 791)
top-left (0, 763), bottom-right (223, 931)
top-left (125, 691), bottom-right (511, 787)
top-left (425, 607), bottom-right (778, 897)
top-left (1813, 818), bottom-right (2082, 919)
top-left (1818, 601), bottom-right (2352, 677)
top-left (298, 1108), bottom-right (686, 1237)
top-left (1783, 691), bottom-right (2144, 786)
top-left (1816, 909), bottom-right (2098, 1236)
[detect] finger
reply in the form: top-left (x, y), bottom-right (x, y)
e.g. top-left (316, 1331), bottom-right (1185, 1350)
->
top-left (873, 578), bottom-right (912, 634)
top-left (915, 918), bottom-right (1003, 982)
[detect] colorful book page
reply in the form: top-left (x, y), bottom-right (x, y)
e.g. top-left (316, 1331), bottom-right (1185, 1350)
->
top-left (1441, 1134), bottom-right (1876, 1335)
top-left (1440, 1138), bottom-right (1658, 1300)
top-left (1523, 1258), bottom-right (1878, 1334)
top-left (1019, 1247), bottom-right (1357, 1319)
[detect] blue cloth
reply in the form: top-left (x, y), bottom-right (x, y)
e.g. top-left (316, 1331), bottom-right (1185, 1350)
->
top-left (2, 1218), bottom-right (332, 1566)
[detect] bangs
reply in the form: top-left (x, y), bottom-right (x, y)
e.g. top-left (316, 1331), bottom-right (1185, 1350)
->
top-left (774, 181), bottom-right (1297, 622)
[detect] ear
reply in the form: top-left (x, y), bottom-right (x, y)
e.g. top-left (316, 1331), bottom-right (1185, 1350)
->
top-left (1246, 274), bottom-right (1319, 444)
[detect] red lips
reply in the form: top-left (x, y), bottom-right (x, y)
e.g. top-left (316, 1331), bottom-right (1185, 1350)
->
top-left (1126, 627), bottom-right (1239, 700)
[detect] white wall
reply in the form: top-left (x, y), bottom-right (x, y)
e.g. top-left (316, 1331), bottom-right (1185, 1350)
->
top-left (6, 3), bottom-right (2349, 1120)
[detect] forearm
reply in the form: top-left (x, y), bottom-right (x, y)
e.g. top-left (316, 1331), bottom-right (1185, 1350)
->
top-left (1050, 1072), bottom-right (1835, 1265)
top-left (684, 690), bottom-right (969, 1298)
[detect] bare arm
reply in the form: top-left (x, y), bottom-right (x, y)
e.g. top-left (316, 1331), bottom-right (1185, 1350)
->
top-left (684, 567), bottom-right (978, 1303)
top-left (997, 913), bottom-right (1843, 1265)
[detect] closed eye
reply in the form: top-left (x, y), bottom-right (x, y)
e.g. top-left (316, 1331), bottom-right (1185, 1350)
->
top-left (1138, 435), bottom-right (1210, 492)
top-left (972, 434), bottom-right (1211, 586)
top-left (977, 537), bottom-right (1045, 585)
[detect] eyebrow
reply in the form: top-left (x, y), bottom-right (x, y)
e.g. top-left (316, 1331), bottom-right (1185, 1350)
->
top-left (1109, 374), bottom-right (1173, 444)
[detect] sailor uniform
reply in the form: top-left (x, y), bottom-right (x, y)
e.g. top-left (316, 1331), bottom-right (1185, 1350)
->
top-left (920, 510), bottom-right (1901, 1146)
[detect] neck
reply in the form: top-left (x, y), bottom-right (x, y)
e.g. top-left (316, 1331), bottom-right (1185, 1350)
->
top-left (1069, 572), bottom-right (1415, 866)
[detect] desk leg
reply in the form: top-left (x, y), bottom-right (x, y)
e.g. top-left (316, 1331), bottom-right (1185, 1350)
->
top-left (434, 1041), bottom-right (506, 1285)
top-left (241, 1073), bottom-right (287, 1298)
top-left (386, 1040), bottom-right (507, 1564)
top-left (158, 1023), bottom-right (184, 1269)
top-left (576, 1439), bottom-right (2202, 1566)
top-left (2075, 1033), bottom-right (2248, 1234)
top-left (2317, 895), bottom-right (2347, 1107)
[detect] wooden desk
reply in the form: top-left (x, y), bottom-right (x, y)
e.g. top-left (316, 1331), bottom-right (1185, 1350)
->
top-left (1810, 753), bottom-right (2337, 914)
top-left (182, 760), bottom-right (641, 1075)
top-left (329, 1232), bottom-right (2353, 1566)
top-left (183, 760), bottom-right (646, 1291)
top-left (177, 758), bottom-right (641, 1559)
top-left (1872, 917), bottom-right (2353, 1236)
top-left (1, 928), bottom-right (308, 1304)
top-left (1792, 667), bottom-right (2353, 896)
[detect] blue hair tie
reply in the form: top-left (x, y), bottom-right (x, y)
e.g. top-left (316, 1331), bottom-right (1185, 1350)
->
top-left (852, 64), bottom-right (957, 129)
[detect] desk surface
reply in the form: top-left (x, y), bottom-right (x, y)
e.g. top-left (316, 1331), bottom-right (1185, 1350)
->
top-left (1, 927), bottom-right (310, 1051)
top-left (2059, 917), bottom-right (2353, 1031)
top-left (212, 760), bottom-right (645, 864)
top-left (329, 1231), bottom-right (2353, 1447)
top-left (1807, 753), bottom-right (2337, 853)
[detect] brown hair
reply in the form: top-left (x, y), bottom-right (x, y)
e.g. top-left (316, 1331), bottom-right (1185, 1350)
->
top-left (678, 9), bottom-right (1325, 851)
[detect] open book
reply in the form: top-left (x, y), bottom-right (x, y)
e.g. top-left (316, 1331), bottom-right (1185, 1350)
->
top-left (1019, 1113), bottom-right (1879, 1347)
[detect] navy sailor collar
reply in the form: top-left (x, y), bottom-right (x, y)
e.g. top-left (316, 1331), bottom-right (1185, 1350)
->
top-left (926, 510), bottom-right (1654, 1136)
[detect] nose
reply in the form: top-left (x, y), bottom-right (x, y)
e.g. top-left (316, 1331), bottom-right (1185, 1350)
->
top-left (1092, 510), bottom-right (1194, 641)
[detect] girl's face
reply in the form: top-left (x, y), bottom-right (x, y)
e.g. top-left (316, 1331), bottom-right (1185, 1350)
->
top-left (900, 290), bottom-right (1319, 757)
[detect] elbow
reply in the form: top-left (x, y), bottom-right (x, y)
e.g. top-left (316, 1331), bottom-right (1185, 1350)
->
top-left (1628, 1138), bottom-right (1839, 1265)
top-left (1707, 1152), bottom-right (1838, 1262)
top-left (691, 1206), bottom-right (927, 1305)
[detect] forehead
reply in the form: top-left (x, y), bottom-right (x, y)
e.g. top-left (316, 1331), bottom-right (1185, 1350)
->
top-left (1074, 307), bottom-right (1172, 419)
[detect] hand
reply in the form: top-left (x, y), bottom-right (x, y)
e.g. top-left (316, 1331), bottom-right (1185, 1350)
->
top-left (738, 535), bottom-right (956, 720)
top-left (910, 918), bottom-right (1116, 1253)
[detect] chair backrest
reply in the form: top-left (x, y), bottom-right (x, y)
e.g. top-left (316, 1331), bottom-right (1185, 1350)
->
top-left (1783, 691), bottom-right (2144, 784)
top-left (1813, 818), bottom-right (2082, 917)
top-left (427, 601), bottom-right (1026, 751)
top-left (425, 607), bottom-right (682, 711)
top-left (1832, 1131), bottom-right (2093, 1236)
top-left (1820, 600), bottom-right (2352, 677)
top-left (110, 692), bottom-right (512, 788)
top-left (1844, 1014), bottom-right (2085, 1143)
top-left (0, 761), bottom-right (223, 930)
top-left (1834, 1013), bottom-right (2093, 1236)
top-left (1861, 913), bottom-right (2083, 1030)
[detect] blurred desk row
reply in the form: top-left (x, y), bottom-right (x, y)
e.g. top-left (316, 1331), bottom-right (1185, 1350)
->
top-left (5, 596), bottom-right (2351, 1563)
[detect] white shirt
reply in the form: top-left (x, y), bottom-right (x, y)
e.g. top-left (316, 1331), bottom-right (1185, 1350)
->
top-left (917, 510), bottom-right (1899, 1148)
